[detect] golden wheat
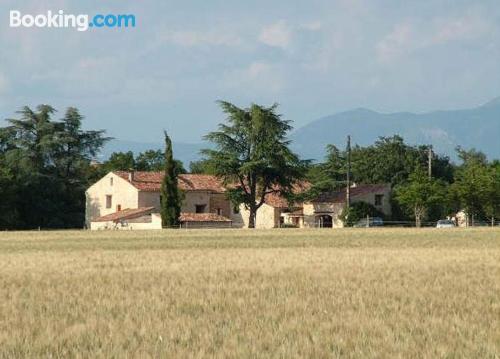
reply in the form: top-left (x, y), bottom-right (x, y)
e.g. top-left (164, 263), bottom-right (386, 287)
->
top-left (0, 228), bottom-right (499, 358)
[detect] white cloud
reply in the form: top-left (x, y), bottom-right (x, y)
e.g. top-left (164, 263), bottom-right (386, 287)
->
top-left (161, 30), bottom-right (241, 47)
top-left (221, 62), bottom-right (285, 94)
top-left (376, 23), bottom-right (416, 62)
top-left (431, 15), bottom-right (492, 45)
top-left (300, 21), bottom-right (322, 31)
top-left (376, 13), bottom-right (496, 63)
top-left (259, 20), bottom-right (292, 49)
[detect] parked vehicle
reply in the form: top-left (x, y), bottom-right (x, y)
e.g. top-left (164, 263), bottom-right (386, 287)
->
top-left (436, 219), bottom-right (456, 228)
top-left (354, 217), bottom-right (384, 228)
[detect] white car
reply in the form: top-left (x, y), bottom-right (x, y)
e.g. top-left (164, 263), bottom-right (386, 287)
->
top-left (436, 219), bottom-right (456, 228)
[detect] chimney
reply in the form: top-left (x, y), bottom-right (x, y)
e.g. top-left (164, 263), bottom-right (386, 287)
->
top-left (128, 170), bottom-right (134, 182)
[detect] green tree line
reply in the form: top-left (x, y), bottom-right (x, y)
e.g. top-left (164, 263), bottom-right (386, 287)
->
top-left (1, 103), bottom-right (499, 229)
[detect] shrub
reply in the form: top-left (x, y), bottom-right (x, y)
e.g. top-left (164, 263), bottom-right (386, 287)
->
top-left (340, 201), bottom-right (385, 227)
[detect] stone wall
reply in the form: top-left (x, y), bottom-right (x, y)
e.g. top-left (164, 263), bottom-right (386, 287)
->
top-left (209, 193), bottom-right (231, 218)
top-left (238, 203), bottom-right (280, 229)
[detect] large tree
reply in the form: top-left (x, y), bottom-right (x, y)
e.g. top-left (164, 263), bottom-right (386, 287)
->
top-left (483, 163), bottom-right (500, 225)
top-left (0, 105), bottom-right (109, 229)
top-left (202, 101), bottom-right (306, 228)
top-left (306, 144), bottom-right (346, 195)
top-left (394, 165), bottom-right (447, 227)
top-left (160, 131), bottom-right (182, 228)
top-left (450, 148), bottom-right (493, 226)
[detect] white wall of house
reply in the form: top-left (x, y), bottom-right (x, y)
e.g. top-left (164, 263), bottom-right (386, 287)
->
top-left (86, 172), bottom-right (235, 230)
top-left (230, 206), bottom-right (245, 228)
top-left (85, 172), bottom-right (139, 228)
top-left (238, 203), bottom-right (280, 229)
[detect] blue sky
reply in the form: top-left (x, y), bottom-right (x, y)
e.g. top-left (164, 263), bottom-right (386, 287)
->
top-left (1, 0), bottom-right (500, 143)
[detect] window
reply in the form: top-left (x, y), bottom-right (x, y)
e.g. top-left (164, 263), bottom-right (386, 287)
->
top-left (116, 204), bottom-right (122, 212)
top-left (216, 208), bottom-right (222, 215)
top-left (106, 195), bottom-right (112, 209)
top-left (195, 204), bottom-right (206, 213)
top-left (375, 194), bottom-right (383, 206)
top-left (110, 177), bottom-right (113, 186)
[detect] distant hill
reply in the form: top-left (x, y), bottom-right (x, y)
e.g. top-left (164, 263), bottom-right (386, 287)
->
top-left (101, 97), bottom-right (500, 166)
top-left (290, 98), bottom-right (500, 162)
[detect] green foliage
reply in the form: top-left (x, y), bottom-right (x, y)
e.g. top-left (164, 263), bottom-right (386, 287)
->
top-left (307, 136), bottom-right (455, 221)
top-left (102, 151), bottom-right (135, 172)
top-left (340, 202), bottom-right (385, 227)
top-left (305, 145), bottom-right (346, 194)
top-left (202, 101), bottom-right (307, 228)
top-left (189, 159), bottom-right (217, 174)
top-left (312, 136), bottom-right (453, 190)
top-left (394, 166), bottom-right (447, 227)
top-left (450, 149), bottom-right (499, 225)
top-left (483, 164), bottom-right (500, 224)
top-left (0, 105), bottom-right (110, 229)
top-left (135, 150), bottom-right (163, 171)
top-left (100, 150), bottom-right (186, 174)
top-left (160, 132), bottom-right (182, 228)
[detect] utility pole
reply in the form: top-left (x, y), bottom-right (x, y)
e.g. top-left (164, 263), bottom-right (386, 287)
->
top-left (346, 135), bottom-right (351, 208)
top-left (428, 145), bottom-right (433, 179)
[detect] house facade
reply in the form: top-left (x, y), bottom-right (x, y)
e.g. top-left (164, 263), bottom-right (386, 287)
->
top-left (238, 184), bottom-right (392, 229)
top-left (301, 184), bottom-right (392, 228)
top-left (86, 171), bottom-right (391, 230)
top-left (86, 171), bottom-right (242, 230)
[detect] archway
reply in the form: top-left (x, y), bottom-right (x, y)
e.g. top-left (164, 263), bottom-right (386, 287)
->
top-left (316, 214), bottom-right (333, 228)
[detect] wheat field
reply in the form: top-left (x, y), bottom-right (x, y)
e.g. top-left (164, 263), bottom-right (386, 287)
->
top-left (0, 228), bottom-right (499, 358)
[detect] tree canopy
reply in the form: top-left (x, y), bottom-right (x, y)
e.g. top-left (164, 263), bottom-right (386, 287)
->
top-left (202, 101), bottom-right (307, 228)
top-left (0, 105), bottom-right (110, 229)
top-left (160, 132), bottom-right (182, 228)
top-left (394, 165), bottom-right (447, 227)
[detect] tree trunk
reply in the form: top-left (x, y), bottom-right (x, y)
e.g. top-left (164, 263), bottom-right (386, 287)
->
top-left (248, 207), bottom-right (256, 228)
top-left (492, 217), bottom-right (496, 227)
top-left (415, 207), bottom-right (422, 228)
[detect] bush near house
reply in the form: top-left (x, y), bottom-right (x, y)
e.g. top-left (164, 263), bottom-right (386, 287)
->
top-left (340, 201), bottom-right (385, 227)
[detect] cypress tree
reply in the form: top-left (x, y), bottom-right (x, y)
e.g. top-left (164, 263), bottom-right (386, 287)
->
top-left (160, 131), bottom-right (181, 227)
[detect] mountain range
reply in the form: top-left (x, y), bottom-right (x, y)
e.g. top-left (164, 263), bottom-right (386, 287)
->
top-left (102, 97), bottom-right (500, 165)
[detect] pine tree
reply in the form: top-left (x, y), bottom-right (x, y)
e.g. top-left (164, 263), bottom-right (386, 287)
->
top-left (160, 131), bottom-right (181, 228)
top-left (202, 101), bottom-right (306, 228)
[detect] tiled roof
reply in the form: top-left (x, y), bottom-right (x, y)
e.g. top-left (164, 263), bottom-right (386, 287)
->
top-left (94, 207), bottom-right (155, 222)
top-left (263, 182), bottom-right (311, 208)
top-left (311, 184), bottom-right (389, 203)
top-left (179, 213), bottom-right (232, 222)
top-left (264, 192), bottom-right (289, 208)
top-left (114, 171), bottom-right (226, 192)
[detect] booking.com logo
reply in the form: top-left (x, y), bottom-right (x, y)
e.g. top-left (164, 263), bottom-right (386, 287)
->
top-left (9, 10), bottom-right (136, 31)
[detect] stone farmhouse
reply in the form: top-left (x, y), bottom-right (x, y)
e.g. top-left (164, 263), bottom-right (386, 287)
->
top-left (86, 171), bottom-right (241, 230)
top-left (86, 171), bottom-right (391, 230)
top-left (241, 183), bottom-right (392, 229)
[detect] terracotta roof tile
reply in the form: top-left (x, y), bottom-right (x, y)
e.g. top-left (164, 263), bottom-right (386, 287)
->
top-left (179, 213), bottom-right (232, 222)
top-left (114, 171), bottom-right (226, 192)
top-left (94, 207), bottom-right (155, 222)
top-left (263, 181), bottom-right (311, 208)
